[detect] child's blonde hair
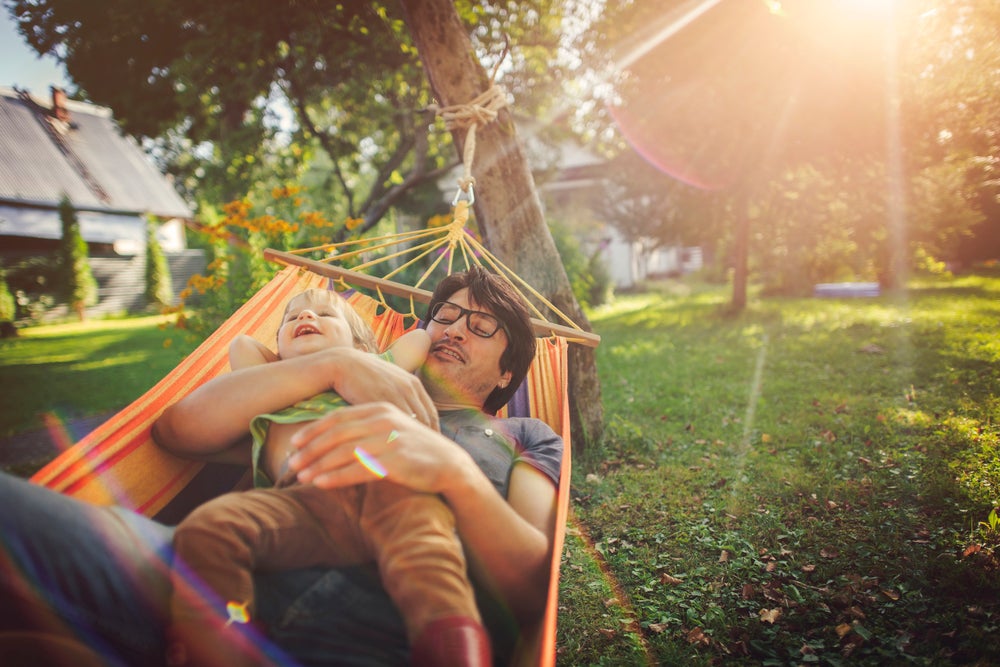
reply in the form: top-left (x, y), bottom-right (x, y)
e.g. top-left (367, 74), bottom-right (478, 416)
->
top-left (281, 288), bottom-right (377, 353)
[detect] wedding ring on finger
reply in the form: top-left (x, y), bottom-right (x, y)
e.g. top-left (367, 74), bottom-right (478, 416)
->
top-left (353, 446), bottom-right (387, 479)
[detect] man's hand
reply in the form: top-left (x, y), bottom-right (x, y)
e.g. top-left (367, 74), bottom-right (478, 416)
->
top-left (289, 402), bottom-right (470, 493)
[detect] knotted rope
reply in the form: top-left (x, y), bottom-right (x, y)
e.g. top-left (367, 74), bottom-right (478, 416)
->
top-left (428, 40), bottom-right (510, 199)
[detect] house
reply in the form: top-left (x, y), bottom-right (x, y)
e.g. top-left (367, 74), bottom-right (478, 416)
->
top-left (0, 85), bottom-right (203, 315)
top-left (519, 118), bottom-right (702, 289)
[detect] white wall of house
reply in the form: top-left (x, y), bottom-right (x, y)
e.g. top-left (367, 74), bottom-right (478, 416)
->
top-left (0, 205), bottom-right (187, 255)
top-left (585, 225), bottom-right (703, 289)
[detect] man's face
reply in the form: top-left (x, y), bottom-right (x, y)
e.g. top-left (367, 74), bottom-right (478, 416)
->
top-left (276, 292), bottom-right (355, 360)
top-left (418, 287), bottom-right (512, 409)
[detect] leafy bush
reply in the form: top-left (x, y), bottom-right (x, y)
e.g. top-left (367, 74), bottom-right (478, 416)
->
top-left (57, 197), bottom-right (98, 318)
top-left (586, 249), bottom-right (614, 307)
top-left (0, 267), bottom-right (15, 322)
top-left (169, 188), bottom-right (359, 338)
top-left (5, 256), bottom-right (61, 322)
top-left (549, 219), bottom-right (613, 308)
top-left (144, 218), bottom-right (174, 308)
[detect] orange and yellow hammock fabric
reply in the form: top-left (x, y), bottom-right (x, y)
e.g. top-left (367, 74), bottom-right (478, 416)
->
top-left (29, 261), bottom-right (572, 667)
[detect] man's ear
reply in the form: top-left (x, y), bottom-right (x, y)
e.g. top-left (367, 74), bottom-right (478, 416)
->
top-left (497, 370), bottom-right (513, 390)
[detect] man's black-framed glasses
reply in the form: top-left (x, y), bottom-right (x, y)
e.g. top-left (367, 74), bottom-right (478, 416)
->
top-left (428, 300), bottom-right (505, 338)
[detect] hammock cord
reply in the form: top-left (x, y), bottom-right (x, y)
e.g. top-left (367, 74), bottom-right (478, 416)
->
top-left (280, 36), bottom-right (597, 342)
top-left (427, 36), bottom-right (510, 199)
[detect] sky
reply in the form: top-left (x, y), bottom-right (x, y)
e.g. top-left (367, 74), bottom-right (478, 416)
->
top-left (1, 10), bottom-right (71, 94)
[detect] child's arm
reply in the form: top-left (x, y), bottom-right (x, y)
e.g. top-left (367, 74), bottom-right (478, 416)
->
top-left (385, 329), bottom-right (431, 373)
top-left (229, 334), bottom-right (279, 370)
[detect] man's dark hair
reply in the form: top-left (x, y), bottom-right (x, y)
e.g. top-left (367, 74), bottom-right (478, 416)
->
top-left (425, 266), bottom-right (536, 414)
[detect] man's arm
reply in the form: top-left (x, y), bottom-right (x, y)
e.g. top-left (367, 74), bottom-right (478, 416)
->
top-left (445, 456), bottom-right (558, 626)
top-left (288, 402), bottom-right (558, 627)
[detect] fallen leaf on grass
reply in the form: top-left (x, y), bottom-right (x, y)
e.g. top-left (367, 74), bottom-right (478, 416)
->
top-left (660, 573), bottom-right (683, 585)
top-left (759, 608), bottom-right (782, 624)
top-left (719, 550), bottom-right (730, 563)
top-left (686, 627), bottom-right (710, 645)
top-left (801, 563), bottom-right (816, 573)
top-left (820, 548), bottom-right (840, 559)
top-left (741, 583), bottom-right (755, 599)
top-left (648, 623), bottom-right (668, 634)
top-left (881, 589), bottom-right (900, 601)
top-left (835, 623), bottom-right (853, 638)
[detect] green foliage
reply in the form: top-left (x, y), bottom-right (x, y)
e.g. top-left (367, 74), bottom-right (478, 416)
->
top-left (9, 0), bottom-right (569, 245)
top-left (57, 196), bottom-right (98, 316)
top-left (586, 250), bottom-right (613, 308)
top-left (0, 267), bottom-right (15, 322)
top-left (550, 219), bottom-right (592, 307)
top-left (578, 0), bottom-right (1000, 306)
top-left (979, 508), bottom-right (1000, 542)
top-left (550, 219), bottom-right (613, 309)
top-left (3, 256), bottom-right (60, 322)
top-left (144, 218), bottom-right (174, 308)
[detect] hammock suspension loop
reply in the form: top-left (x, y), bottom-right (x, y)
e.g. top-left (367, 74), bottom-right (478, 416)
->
top-left (452, 181), bottom-right (476, 206)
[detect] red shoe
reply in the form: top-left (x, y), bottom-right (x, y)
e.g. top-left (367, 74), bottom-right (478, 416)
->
top-left (410, 616), bottom-right (492, 667)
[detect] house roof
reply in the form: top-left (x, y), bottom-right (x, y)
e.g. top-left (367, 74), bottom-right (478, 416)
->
top-left (0, 86), bottom-right (192, 220)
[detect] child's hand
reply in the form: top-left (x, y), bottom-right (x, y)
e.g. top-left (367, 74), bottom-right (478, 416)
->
top-left (386, 329), bottom-right (431, 373)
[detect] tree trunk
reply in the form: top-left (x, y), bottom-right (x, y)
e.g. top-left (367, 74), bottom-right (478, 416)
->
top-left (399, 0), bottom-right (603, 451)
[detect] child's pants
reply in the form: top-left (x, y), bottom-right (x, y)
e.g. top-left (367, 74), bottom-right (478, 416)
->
top-left (170, 480), bottom-right (479, 663)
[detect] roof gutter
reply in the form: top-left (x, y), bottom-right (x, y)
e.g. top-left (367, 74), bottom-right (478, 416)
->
top-left (0, 196), bottom-right (193, 221)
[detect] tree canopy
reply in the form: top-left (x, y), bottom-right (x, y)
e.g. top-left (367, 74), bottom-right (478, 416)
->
top-left (573, 0), bottom-right (1000, 302)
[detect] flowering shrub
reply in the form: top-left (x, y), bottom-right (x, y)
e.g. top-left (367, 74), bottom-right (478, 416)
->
top-left (167, 186), bottom-right (352, 339)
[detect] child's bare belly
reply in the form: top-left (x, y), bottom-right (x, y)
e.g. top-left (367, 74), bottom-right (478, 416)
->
top-left (261, 421), bottom-right (308, 482)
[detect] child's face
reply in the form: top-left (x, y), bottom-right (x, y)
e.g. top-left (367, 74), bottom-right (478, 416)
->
top-left (276, 292), bottom-right (355, 359)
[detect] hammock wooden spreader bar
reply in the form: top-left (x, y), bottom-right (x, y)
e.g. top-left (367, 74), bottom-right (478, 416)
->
top-left (264, 248), bottom-right (602, 348)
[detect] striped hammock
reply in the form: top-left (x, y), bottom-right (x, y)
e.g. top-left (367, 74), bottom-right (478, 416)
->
top-left (30, 262), bottom-right (572, 667)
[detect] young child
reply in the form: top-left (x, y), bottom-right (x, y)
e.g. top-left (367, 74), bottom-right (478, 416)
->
top-left (166, 288), bottom-right (491, 667)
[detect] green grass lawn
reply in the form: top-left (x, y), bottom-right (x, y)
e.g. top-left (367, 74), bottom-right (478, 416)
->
top-left (1, 273), bottom-right (998, 665)
top-left (560, 271), bottom-right (1000, 665)
top-left (0, 315), bottom-right (197, 440)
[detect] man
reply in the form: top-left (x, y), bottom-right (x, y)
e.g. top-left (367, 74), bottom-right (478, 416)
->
top-left (0, 267), bottom-right (563, 666)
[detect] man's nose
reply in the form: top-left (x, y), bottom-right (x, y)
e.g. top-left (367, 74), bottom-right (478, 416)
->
top-left (443, 316), bottom-right (468, 340)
